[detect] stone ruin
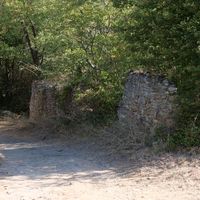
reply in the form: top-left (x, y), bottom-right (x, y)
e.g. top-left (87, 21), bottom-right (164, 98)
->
top-left (118, 71), bottom-right (177, 143)
top-left (29, 81), bottom-right (58, 120)
top-left (30, 72), bottom-right (177, 144)
top-left (29, 81), bottom-right (74, 121)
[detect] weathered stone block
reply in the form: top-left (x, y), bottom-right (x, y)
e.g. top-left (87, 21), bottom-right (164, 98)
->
top-left (29, 81), bottom-right (58, 120)
top-left (118, 71), bottom-right (177, 142)
top-left (29, 81), bottom-right (75, 121)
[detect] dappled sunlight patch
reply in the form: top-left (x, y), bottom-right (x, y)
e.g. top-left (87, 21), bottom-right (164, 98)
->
top-left (0, 120), bottom-right (15, 129)
top-left (0, 142), bottom-right (51, 151)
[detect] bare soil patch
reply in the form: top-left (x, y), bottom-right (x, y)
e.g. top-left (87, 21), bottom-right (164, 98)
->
top-left (0, 119), bottom-right (200, 200)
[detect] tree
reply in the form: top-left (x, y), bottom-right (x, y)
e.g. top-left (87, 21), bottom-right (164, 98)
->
top-left (0, 1), bottom-right (42, 112)
top-left (0, 0), bottom-right (131, 117)
top-left (36, 0), bottom-right (130, 118)
top-left (113, 0), bottom-right (200, 146)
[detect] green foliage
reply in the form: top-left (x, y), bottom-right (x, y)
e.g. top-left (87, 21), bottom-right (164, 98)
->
top-left (113, 0), bottom-right (200, 147)
top-left (1, 0), bottom-right (131, 116)
top-left (170, 125), bottom-right (200, 148)
top-left (36, 0), bottom-right (131, 120)
top-left (56, 85), bottom-right (74, 112)
top-left (77, 87), bottom-right (121, 124)
top-left (1, 0), bottom-right (199, 148)
top-left (0, 1), bottom-right (41, 112)
top-left (42, 0), bottom-right (129, 75)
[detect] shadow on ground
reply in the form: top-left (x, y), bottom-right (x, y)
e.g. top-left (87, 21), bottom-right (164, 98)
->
top-left (0, 119), bottom-right (199, 188)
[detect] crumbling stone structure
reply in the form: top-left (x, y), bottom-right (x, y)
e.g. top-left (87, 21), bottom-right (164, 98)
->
top-left (118, 71), bottom-right (177, 142)
top-left (29, 81), bottom-right (58, 120)
top-left (29, 81), bottom-right (74, 121)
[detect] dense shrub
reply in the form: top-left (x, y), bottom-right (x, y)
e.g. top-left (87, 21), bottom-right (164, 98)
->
top-left (112, 0), bottom-right (200, 148)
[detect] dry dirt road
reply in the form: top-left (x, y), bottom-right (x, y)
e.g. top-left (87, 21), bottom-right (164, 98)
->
top-left (0, 120), bottom-right (200, 200)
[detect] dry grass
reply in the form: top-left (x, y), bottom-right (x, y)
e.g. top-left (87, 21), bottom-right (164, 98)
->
top-left (1, 117), bottom-right (200, 200)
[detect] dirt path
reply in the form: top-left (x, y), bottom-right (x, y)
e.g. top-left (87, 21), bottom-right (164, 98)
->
top-left (0, 120), bottom-right (200, 200)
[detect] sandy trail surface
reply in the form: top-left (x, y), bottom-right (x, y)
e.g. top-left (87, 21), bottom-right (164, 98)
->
top-left (0, 120), bottom-right (200, 200)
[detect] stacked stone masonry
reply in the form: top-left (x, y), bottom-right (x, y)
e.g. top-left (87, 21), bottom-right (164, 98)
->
top-left (29, 81), bottom-right (58, 120)
top-left (118, 71), bottom-right (177, 141)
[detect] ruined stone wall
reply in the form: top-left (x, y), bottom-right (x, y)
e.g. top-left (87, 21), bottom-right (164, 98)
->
top-left (29, 81), bottom-right (74, 121)
top-left (29, 81), bottom-right (58, 120)
top-left (118, 72), bottom-right (177, 143)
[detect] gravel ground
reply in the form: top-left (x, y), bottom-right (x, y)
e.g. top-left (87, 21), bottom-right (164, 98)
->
top-left (0, 120), bottom-right (200, 200)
